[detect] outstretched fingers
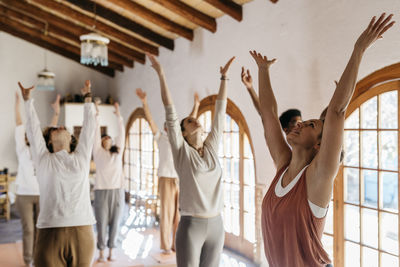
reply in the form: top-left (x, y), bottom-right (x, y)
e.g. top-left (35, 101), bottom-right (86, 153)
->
top-left (220, 56), bottom-right (235, 75)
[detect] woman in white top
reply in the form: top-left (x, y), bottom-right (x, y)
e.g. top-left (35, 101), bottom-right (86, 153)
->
top-left (148, 53), bottom-right (234, 267)
top-left (18, 80), bottom-right (96, 267)
top-left (93, 101), bottom-right (125, 262)
top-left (136, 88), bottom-right (200, 254)
top-left (14, 92), bottom-right (60, 266)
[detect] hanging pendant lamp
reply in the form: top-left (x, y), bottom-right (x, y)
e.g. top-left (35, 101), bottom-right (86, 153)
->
top-left (36, 50), bottom-right (55, 91)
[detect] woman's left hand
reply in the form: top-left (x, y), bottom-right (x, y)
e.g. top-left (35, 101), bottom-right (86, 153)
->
top-left (18, 82), bottom-right (34, 101)
top-left (220, 56), bottom-right (235, 77)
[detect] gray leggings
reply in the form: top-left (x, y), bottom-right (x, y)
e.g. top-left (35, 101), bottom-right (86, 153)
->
top-left (94, 188), bottom-right (124, 250)
top-left (175, 215), bottom-right (224, 267)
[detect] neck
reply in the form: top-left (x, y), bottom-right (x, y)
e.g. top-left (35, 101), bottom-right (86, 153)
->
top-left (186, 134), bottom-right (203, 150)
top-left (287, 146), bottom-right (315, 174)
top-left (52, 142), bottom-right (70, 153)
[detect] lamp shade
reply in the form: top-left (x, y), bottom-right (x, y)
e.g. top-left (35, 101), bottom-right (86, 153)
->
top-left (80, 33), bottom-right (110, 66)
top-left (36, 69), bottom-right (55, 91)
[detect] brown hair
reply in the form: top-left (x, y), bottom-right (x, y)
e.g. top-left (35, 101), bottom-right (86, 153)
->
top-left (43, 127), bottom-right (77, 153)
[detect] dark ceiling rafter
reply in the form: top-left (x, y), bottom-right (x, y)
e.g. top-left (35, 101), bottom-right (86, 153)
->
top-left (204, 0), bottom-right (243, 22)
top-left (0, 21), bottom-right (116, 77)
top-left (65, 0), bottom-right (174, 50)
top-left (151, 0), bottom-right (217, 33)
top-left (96, 0), bottom-right (193, 40)
top-left (28, 0), bottom-right (159, 55)
top-left (0, 0), bottom-right (145, 64)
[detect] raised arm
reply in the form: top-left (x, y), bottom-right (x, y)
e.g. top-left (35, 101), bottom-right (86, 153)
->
top-left (251, 51), bottom-right (291, 169)
top-left (93, 99), bottom-right (102, 155)
top-left (49, 94), bottom-right (60, 126)
top-left (113, 102), bottom-right (125, 150)
top-left (309, 13), bottom-right (395, 206)
top-left (188, 92), bottom-right (200, 118)
top-left (76, 80), bottom-right (96, 161)
top-left (15, 92), bottom-right (22, 126)
top-left (18, 82), bottom-right (47, 162)
top-left (147, 53), bottom-right (174, 106)
top-left (205, 57), bottom-right (235, 149)
top-left (136, 88), bottom-right (159, 135)
top-left (241, 67), bottom-right (261, 116)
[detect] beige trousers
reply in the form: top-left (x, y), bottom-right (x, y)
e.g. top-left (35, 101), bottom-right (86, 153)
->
top-left (15, 195), bottom-right (40, 265)
top-left (158, 177), bottom-right (180, 251)
top-left (34, 225), bottom-right (95, 267)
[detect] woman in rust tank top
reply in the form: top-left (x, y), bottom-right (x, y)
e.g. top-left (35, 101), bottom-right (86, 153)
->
top-left (248, 14), bottom-right (394, 267)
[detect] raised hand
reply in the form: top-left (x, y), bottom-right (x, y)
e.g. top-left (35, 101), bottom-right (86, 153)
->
top-left (194, 92), bottom-right (200, 106)
top-left (18, 82), bottom-right (34, 101)
top-left (51, 94), bottom-right (61, 115)
top-left (249, 50), bottom-right (276, 69)
top-left (113, 102), bottom-right (120, 117)
top-left (241, 67), bottom-right (253, 89)
top-left (80, 80), bottom-right (91, 95)
top-left (136, 88), bottom-right (147, 103)
top-left (355, 13), bottom-right (395, 52)
top-left (146, 53), bottom-right (162, 74)
top-left (220, 56), bottom-right (235, 77)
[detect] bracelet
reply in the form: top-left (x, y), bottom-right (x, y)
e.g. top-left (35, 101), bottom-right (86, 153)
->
top-left (83, 92), bottom-right (92, 98)
top-left (220, 75), bottom-right (229, 81)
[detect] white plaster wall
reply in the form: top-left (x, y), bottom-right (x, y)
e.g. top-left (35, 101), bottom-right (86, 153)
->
top-left (112, 0), bottom-right (400, 191)
top-left (0, 32), bottom-right (112, 173)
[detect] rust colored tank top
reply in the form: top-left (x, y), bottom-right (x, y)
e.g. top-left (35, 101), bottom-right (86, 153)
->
top-left (262, 164), bottom-right (331, 267)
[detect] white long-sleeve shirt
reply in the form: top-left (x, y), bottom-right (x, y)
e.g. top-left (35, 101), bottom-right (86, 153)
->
top-left (93, 115), bottom-right (125, 190)
top-left (24, 99), bottom-right (96, 228)
top-left (165, 100), bottom-right (226, 217)
top-left (155, 131), bottom-right (178, 178)
top-left (15, 125), bottom-right (40, 196)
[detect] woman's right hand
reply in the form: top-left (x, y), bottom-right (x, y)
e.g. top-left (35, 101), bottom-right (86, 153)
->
top-left (147, 53), bottom-right (163, 74)
top-left (136, 88), bottom-right (147, 103)
top-left (18, 82), bottom-right (34, 101)
top-left (241, 67), bottom-right (253, 89)
top-left (80, 80), bottom-right (91, 95)
top-left (220, 56), bottom-right (235, 77)
top-left (249, 50), bottom-right (276, 69)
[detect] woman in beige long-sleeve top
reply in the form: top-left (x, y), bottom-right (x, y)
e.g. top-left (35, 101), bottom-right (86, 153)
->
top-left (147, 53), bottom-right (234, 267)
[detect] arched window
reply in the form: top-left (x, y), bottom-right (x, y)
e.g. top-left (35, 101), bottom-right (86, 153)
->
top-left (197, 95), bottom-right (256, 260)
top-left (333, 63), bottom-right (400, 267)
top-left (124, 108), bottom-right (159, 197)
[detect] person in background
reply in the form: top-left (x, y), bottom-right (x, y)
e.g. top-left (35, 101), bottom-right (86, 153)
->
top-left (93, 101), bottom-right (125, 262)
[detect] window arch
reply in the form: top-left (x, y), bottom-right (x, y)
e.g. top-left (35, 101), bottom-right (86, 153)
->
top-left (124, 108), bottom-right (159, 198)
top-left (197, 95), bottom-right (257, 260)
top-left (333, 63), bottom-right (400, 267)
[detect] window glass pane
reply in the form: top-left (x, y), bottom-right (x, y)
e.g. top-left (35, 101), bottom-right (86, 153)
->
top-left (244, 134), bottom-right (253, 159)
top-left (232, 184), bottom-right (240, 209)
top-left (344, 130), bottom-right (359, 167)
top-left (325, 200), bottom-right (334, 235)
top-left (382, 172), bottom-right (398, 211)
top-left (224, 206), bottom-right (231, 233)
top-left (380, 131), bottom-right (398, 171)
top-left (345, 204), bottom-right (360, 242)
top-left (363, 170), bottom-right (378, 208)
top-left (243, 185), bottom-right (255, 212)
top-left (225, 115), bottom-right (231, 132)
top-left (361, 208), bottom-right (378, 248)
top-left (361, 96), bottom-right (377, 129)
top-left (344, 168), bottom-right (359, 204)
top-left (345, 108), bottom-right (359, 129)
top-left (232, 208), bottom-right (240, 236)
top-left (321, 235), bottom-right (333, 262)
top-left (225, 158), bottom-right (231, 182)
top-left (381, 253), bottom-right (399, 266)
top-left (362, 247), bottom-right (378, 267)
top-left (362, 131), bottom-right (378, 169)
top-left (244, 212), bottom-right (255, 243)
top-left (244, 159), bottom-right (255, 186)
top-left (233, 159), bottom-right (240, 183)
top-left (345, 241), bottom-right (360, 267)
top-left (381, 212), bottom-right (398, 255)
top-left (380, 90), bottom-right (398, 129)
top-left (232, 132), bottom-right (240, 158)
top-left (224, 133), bottom-right (231, 157)
top-left (224, 182), bottom-right (231, 205)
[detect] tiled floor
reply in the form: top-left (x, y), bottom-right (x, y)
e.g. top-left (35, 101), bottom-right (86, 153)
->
top-left (0, 205), bottom-right (257, 267)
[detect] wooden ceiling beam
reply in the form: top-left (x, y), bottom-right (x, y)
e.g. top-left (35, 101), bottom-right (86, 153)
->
top-left (0, 16), bottom-right (122, 73)
top-left (65, 0), bottom-right (174, 50)
top-left (0, 23), bottom-right (115, 77)
top-left (0, 5), bottom-right (132, 68)
top-left (96, 0), bottom-right (193, 40)
top-left (151, 0), bottom-right (217, 33)
top-left (204, 0), bottom-right (242, 22)
top-left (28, 0), bottom-right (159, 55)
top-left (1, 0), bottom-right (145, 63)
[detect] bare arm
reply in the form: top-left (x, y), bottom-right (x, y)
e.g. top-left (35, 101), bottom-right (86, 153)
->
top-left (147, 53), bottom-right (173, 106)
top-left (251, 51), bottom-right (291, 169)
top-left (188, 92), bottom-right (200, 118)
top-left (136, 88), bottom-right (159, 135)
top-left (308, 13), bottom-right (395, 207)
top-left (241, 67), bottom-right (261, 116)
top-left (15, 92), bottom-right (22, 126)
top-left (113, 102), bottom-right (126, 150)
top-left (50, 94), bottom-right (60, 126)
